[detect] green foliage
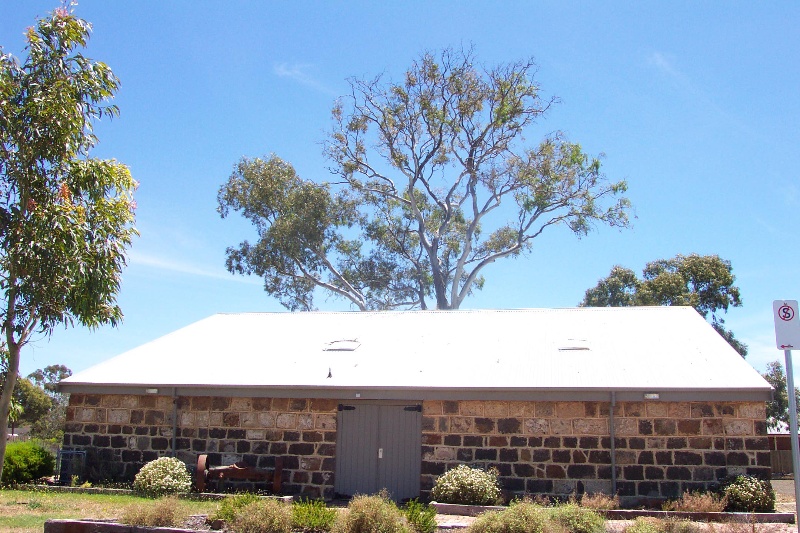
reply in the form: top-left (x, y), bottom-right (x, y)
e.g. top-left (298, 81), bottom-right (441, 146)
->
top-left (230, 498), bottom-right (293, 533)
top-left (120, 496), bottom-right (185, 527)
top-left (548, 503), bottom-right (604, 533)
top-left (720, 475), bottom-right (775, 513)
top-left (661, 491), bottom-right (726, 512)
top-left (212, 492), bottom-right (262, 523)
top-left (0, 5), bottom-right (137, 481)
top-left (132, 457), bottom-right (191, 498)
top-left (2, 441), bottom-right (55, 484)
top-left (467, 502), bottom-right (555, 533)
top-left (581, 254), bottom-right (747, 357)
top-left (762, 360), bottom-right (800, 431)
top-left (11, 378), bottom-right (51, 428)
top-left (431, 465), bottom-right (502, 505)
top-left (293, 498), bottom-right (339, 532)
top-left (331, 492), bottom-right (411, 533)
top-left (219, 47), bottom-right (629, 312)
top-left (623, 517), bottom-right (702, 533)
top-left (403, 499), bottom-right (437, 533)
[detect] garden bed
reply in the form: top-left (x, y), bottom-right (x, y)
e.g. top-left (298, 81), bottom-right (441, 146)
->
top-left (430, 503), bottom-right (795, 524)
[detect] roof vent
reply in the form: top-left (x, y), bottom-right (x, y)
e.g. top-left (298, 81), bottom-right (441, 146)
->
top-left (558, 339), bottom-right (590, 351)
top-left (323, 339), bottom-right (360, 352)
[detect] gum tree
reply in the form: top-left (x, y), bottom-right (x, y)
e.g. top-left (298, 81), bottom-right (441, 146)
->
top-left (219, 48), bottom-right (630, 311)
top-left (581, 254), bottom-right (748, 357)
top-left (0, 8), bottom-right (137, 479)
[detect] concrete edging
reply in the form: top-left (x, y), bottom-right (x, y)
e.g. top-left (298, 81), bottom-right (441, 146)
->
top-left (44, 519), bottom-right (199, 533)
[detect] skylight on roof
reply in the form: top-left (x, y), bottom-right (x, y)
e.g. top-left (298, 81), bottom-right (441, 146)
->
top-left (558, 338), bottom-right (590, 351)
top-left (323, 339), bottom-right (360, 351)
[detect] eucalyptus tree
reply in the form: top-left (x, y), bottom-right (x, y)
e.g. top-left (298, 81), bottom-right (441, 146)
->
top-left (0, 8), bottom-right (137, 479)
top-left (219, 48), bottom-right (631, 311)
top-left (581, 254), bottom-right (748, 357)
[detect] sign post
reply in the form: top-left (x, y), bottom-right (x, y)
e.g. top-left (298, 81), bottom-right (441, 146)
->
top-left (773, 300), bottom-right (800, 523)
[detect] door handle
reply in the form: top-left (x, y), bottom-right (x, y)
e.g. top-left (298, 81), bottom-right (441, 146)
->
top-left (378, 448), bottom-right (383, 459)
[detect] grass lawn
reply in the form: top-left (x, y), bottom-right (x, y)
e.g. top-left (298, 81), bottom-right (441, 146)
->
top-left (0, 489), bottom-right (221, 532)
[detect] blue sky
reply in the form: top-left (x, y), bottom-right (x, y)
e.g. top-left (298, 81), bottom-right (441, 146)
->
top-left (1, 1), bottom-right (798, 380)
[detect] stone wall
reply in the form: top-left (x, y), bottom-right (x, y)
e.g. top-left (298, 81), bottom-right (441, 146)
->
top-left (63, 395), bottom-right (768, 502)
top-left (63, 394), bottom-right (338, 498)
top-left (420, 400), bottom-right (769, 502)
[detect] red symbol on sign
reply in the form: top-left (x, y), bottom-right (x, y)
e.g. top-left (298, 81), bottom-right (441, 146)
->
top-left (779, 305), bottom-right (795, 321)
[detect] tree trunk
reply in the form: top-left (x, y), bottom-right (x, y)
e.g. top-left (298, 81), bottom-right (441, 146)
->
top-left (0, 343), bottom-right (21, 483)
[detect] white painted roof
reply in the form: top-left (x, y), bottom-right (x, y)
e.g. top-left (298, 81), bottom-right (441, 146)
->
top-left (63, 307), bottom-right (770, 398)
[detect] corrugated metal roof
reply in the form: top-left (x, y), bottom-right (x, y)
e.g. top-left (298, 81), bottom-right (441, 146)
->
top-left (61, 307), bottom-right (771, 400)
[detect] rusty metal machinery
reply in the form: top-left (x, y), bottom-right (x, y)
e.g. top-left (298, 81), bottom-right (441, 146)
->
top-left (195, 454), bottom-right (283, 494)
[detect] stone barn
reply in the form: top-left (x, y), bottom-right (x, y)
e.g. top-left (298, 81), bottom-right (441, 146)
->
top-left (59, 307), bottom-right (772, 503)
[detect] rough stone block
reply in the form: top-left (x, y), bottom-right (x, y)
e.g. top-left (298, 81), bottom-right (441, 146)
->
top-left (573, 418), bottom-right (607, 435)
top-left (615, 450), bottom-right (636, 465)
top-left (654, 419), bottom-right (676, 436)
top-left (674, 451), bottom-right (702, 465)
top-left (668, 403), bottom-right (691, 418)
top-left (691, 403), bottom-right (714, 418)
top-left (645, 466), bottom-right (664, 480)
top-left (450, 416), bottom-right (473, 433)
top-left (277, 413), bottom-right (297, 429)
top-left (524, 418), bottom-right (548, 435)
top-left (461, 401), bottom-right (484, 416)
top-left (533, 402), bottom-right (553, 417)
top-left (423, 400), bottom-right (442, 415)
top-left (497, 418), bottom-right (521, 434)
top-left (615, 418), bottom-right (638, 436)
top-left (222, 412), bottom-right (240, 427)
top-left (234, 412), bottom-right (255, 428)
top-left (485, 401), bottom-right (508, 417)
top-left (550, 419), bottom-right (572, 435)
top-left (434, 447), bottom-right (456, 461)
top-left (489, 436), bottom-right (508, 447)
top-left (723, 419), bottom-right (753, 436)
top-left (552, 449), bottom-right (571, 463)
top-left (739, 403), bottom-right (766, 419)
top-left (556, 402), bottom-right (584, 418)
top-left (567, 464), bottom-right (596, 479)
top-left (475, 418), bottom-right (495, 434)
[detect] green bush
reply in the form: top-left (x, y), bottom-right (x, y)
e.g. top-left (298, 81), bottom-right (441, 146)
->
top-left (2, 441), bottom-right (55, 484)
top-left (431, 465), bottom-right (501, 505)
top-left (623, 517), bottom-right (701, 533)
top-left (467, 502), bottom-right (556, 533)
top-left (331, 492), bottom-right (410, 533)
top-left (212, 493), bottom-right (262, 523)
top-left (231, 498), bottom-right (293, 533)
top-left (720, 475), bottom-right (775, 512)
top-left (120, 496), bottom-right (186, 527)
top-left (293, 498), bottom-right (338, 532)
top-left (403, 499), bottom-right (437, 533)
top-left (548, 503), bottom-right (605, 533)
top-left (132, 456), bottom-right (191, 497)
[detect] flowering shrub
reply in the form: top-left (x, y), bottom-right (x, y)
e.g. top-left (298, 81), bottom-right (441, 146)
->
top-left (721, 475), bottom-right (775, 513)
top-left (431, 465), bottom-right (501, 505)
top-left (132, 457), bottom-right (192, 497)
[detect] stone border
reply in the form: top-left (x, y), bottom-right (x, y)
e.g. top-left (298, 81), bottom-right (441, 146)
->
top-left (45, 519), bottom-right (198, 532)
top-left (16, 484), bottom-right (293, 502)
top-left (430, 502), bottom-right (795, 524)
